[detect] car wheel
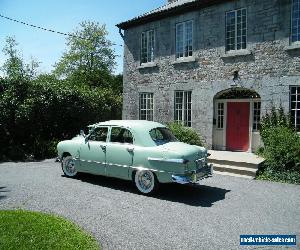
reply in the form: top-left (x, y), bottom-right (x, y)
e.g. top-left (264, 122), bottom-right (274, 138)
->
top-left (134, 170), bottom-right (158, 194)
top-left (62, 156), bottom-right (78, 177)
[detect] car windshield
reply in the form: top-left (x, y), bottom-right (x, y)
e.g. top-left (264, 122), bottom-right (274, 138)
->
top-left (149, 127), bottom-right (178, 145)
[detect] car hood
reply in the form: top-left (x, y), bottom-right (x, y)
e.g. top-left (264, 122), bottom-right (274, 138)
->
top-left (161, 142), bottom-right (207, 160)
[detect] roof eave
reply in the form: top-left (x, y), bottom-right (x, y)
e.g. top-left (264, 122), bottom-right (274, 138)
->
top-left (117, 0), bottom-right (233, 30)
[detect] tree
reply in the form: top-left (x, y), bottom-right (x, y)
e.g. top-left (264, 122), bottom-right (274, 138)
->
top-left (54, 21), bottom-right (116, 88)
top-left (1, 36), bottom-right (39, 80)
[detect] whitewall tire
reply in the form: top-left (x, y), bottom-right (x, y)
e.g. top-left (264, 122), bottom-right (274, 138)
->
top-left (134, 170), bottom-right (158, 194)
top-left (62, 156), bottom-right (78, 177)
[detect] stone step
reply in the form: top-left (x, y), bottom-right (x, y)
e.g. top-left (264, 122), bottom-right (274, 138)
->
top-left (213, 170), bottom-right (254, 179)
top-left (209, 158), bottom-right (259, 169)
top-left (212, 163), bottom-right (258, 178)
top-left (207, 150), bottom-right (264, 178)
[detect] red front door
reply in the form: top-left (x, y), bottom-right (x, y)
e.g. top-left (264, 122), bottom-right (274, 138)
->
top-left (226, 102), bottom-right (250, 151)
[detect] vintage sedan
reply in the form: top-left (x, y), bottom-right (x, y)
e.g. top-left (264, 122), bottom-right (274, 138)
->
top-left (57, 120), bottom-right (213, 194)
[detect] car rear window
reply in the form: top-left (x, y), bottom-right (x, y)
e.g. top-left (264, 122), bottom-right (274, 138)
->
top-left (149, 127), bottom-right (178, 145)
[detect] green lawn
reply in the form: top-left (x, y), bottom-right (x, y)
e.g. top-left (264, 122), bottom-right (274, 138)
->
top-left (0, 210), bottom-right (100, 250)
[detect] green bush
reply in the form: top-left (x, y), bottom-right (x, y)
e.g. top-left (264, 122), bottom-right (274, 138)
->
top-left (261, 126), bottom-right (300, 171)
top-left (257, 106), bottom-right (300, 184)
top-left (257, 165), bottom-right (300, 184)
top-left (0, 77), bottom-right (122, 161)
top-left (167, 122), bottom-right (203, 146)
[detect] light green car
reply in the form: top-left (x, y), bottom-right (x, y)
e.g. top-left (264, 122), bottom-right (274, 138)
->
top-left (57, 120), bottom-right (213, 194)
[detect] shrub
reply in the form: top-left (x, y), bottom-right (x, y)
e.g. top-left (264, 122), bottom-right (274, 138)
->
top-left (167, 122), bottom-right (203, 146)
top-left (257, 106), bottom-right (300, 184)
top-left (0, 77), bottom-right (122, 161)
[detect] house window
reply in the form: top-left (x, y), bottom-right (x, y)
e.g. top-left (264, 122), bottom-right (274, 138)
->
top-left (174, 91), bottom-right (192, 127)
top-left (253, 102), bottom-right (261, 131)
top-left (141, 30), bottom-right (155, 64)
top-left (290, 86), bottom-right (300, 131)
top-left (139, 93), bottom-right (154, 121)
top-left (176, 21), bottom-right (193, 59)
top-left (217, 103), bottom-right (224, 129)
top-left (292, 0), bottom-right (300, 43)
top-left (226, 8), bottom-right (247, 51)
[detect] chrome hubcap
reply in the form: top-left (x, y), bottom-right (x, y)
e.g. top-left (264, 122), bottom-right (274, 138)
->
top-left (138, 172), bottom-right (153, 191)
top-left (65, 159), bottom-right (76, 174)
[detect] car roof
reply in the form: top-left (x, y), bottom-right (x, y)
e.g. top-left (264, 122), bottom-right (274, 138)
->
top-left (89, 120), bottom-right (165, 130)
top-left (89, 120), bottom-right (167, 147)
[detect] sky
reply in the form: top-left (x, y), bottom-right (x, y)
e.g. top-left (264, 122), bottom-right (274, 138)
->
top-left (0, 0), bottom-right (165, 75)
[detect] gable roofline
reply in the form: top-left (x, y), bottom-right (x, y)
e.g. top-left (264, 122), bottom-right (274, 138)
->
top-left (117, 0), bottom-right (233, 30)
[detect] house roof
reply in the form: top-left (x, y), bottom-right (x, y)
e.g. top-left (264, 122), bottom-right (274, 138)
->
top-left (117, 0), bottom-right (232, 30)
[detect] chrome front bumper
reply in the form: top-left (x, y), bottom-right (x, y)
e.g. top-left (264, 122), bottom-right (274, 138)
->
top-left (172, 164), bottom-right (213, 184)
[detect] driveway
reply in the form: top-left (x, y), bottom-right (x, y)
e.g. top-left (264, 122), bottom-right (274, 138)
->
top-left (0, 160), bottom-right (299, 250)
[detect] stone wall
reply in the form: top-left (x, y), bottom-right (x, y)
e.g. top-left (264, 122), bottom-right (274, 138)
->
top-left (122, 0), bottom-right (300, 147)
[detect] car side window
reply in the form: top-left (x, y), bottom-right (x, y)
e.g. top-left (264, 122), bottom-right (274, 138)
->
top-left (149, 128), bottom-right (164, 141)
top-left (110, 127), bottom-right (133, 144)
top-left (89, 127), bottom-right (108, 142)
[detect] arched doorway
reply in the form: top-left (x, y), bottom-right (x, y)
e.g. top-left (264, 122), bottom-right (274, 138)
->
top-left (212, 88), bottom-right (261, 152)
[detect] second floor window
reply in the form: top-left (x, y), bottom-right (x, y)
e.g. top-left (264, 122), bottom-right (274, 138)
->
top-left (176, 21), bottom-right (193, 59)
top-left (139, 93), bottom-right (154, 121)
top-left (174, 91), bottom-right (192, 127)
top-left (292, 0), bottom-right (300, 43)
top-left (226, 8), bottom-right (247, 51)
top-left (141, 30), bottom-right (154, 64)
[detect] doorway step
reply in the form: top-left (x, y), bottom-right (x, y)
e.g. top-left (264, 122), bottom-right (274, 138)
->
top-left (208, 150), bottom-right (264, 179)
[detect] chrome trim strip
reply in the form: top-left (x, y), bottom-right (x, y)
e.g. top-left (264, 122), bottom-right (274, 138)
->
top-left (148, 157), bottom-right (185, 164)
top-left (79, 159), bottom-right (106, 165)
top-left (130, 166), bottom-right (165, 173)
top-left (79, 159), bottom-right (130, 169)
top-left (106, 162), bottom-right (129, 168)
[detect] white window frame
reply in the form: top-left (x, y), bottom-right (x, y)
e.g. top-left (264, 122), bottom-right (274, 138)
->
top-left (252, 102), bottom-right (261, 131)
top-left (291, 0), bottom-right (300, 43)
top-left (225, 8), bottom-right (247, 52)
top-left (140, 30), bottom-right (155, 64)
top-left (217, 102), bottom-right (225, 129)
top-left (174, 91), bottom-right (192, 127)
top-left (139, 93), bottom-right (154, 121)
top-left (175, 20), bottom-right (193, 59)
top-left (290, 86), bottom-right (300, 131)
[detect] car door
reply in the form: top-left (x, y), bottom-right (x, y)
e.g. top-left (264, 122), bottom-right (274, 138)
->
top-left (105, 127), bottom-right (134, 180)
top-left (78, 126), bottom-right (108, 176)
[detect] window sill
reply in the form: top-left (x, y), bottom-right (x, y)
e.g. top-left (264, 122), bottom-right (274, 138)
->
top-left (137, 62), bottom-right (157, 69)
top-left (285, 43), bottom-right (300, 51)
top-left (172, 56), bottom-right (196, 65)
top-left (221, 49), bottom-right (252, 59)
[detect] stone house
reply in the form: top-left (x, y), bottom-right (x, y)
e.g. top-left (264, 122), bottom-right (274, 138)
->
top-left (117, 0), bottom-right (300, 152)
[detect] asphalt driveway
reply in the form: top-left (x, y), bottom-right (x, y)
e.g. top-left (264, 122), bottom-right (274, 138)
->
top-left (0, 160), bottom-right (299, 250)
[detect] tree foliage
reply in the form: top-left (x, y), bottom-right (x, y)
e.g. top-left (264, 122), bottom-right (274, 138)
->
top-left (0, 22), bottom-right (123, 161)
top-left (54, 21), bottom-right (116, 88)
top-left (2, 36), bottom-right (39, 80)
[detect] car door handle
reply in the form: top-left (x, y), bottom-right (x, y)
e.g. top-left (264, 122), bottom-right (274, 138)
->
top-left (100, 145), bottom-right (106, 150)
top-left (127, 147), bottom-right (134, 152)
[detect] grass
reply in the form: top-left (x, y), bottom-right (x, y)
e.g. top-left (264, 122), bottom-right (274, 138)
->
top-left (0, 210), bottom-right (100, 250)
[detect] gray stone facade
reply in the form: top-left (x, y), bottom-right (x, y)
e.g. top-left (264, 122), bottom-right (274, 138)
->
top-left (120, 0), bottom-right (300, 148)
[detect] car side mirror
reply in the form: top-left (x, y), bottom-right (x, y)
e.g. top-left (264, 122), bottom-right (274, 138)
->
top-left (80, 129), bottom-right (86, 138)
